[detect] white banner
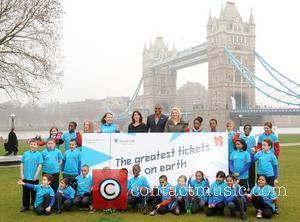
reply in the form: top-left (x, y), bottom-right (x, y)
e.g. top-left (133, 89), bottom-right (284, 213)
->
top-left (82, 132), bottom-right (228, 186)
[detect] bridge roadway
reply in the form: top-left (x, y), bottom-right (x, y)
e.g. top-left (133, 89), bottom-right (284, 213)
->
top-left (150, 43), bottom-right (207, 70)
top-left (230, 108), bottom-right (300, 117)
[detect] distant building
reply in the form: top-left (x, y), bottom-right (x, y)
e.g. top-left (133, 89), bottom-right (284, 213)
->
top-left (102, 96), bottom-right (130, 114)
top-left (175, 82), bottom-right (208, 112)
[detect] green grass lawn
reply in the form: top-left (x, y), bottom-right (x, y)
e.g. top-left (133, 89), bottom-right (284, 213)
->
top-left (0, 142), bottom-right (299, 221)
top-left (278, 134), bottom-right (300, 143)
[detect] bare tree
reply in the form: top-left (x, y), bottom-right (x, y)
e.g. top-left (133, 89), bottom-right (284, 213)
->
top-left (0, 0), bottom-right (63, 98)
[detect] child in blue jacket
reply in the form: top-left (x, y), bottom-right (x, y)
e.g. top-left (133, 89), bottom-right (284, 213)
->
top-left (224, 175), bottom-right (247, 220)
top-left (188, 170), bottom-right (209, 213)
top-left (18, 174), bottom-right (55, 215)
top-left (206, 171), bottom-right (226, 217)
top-left (55, 178), bottom-right (76, 213)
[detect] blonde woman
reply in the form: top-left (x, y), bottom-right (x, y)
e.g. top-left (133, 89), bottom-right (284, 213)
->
top-left (164, 107), bottom-right (188, 132)
top-left (83, 121), bottom-right (94, 133)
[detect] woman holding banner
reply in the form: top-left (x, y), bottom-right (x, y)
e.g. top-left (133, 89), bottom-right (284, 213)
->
top-left (99, 112), bottom-right (120, 133)
top-left (164, 107), bottom-right (188, 132)
top-left (128, 111), bottom-right (147, 133)
top-left (84, 121), bottom-right (94, 133)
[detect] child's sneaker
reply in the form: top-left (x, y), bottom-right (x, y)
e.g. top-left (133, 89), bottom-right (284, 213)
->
top-left (20, 207), bottom-right (29, 212)
top-left (174, 206), bottom-right (180, 215)
top-left (150, 209), bottom-right (157, 216)
top-left (89, 206), bottom-right (96, 214)
top-left (142, 208), bottom-right (147, 215)
top-left (256, 209), bottom-right (263, 218)
top-left (240, 212), bottom-right (247, 221)
top-left (104, 208), bottom-right (113, 214)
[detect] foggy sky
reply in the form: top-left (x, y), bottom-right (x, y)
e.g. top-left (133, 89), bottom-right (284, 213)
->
top-left (1, 0), bottom-right (300, 107)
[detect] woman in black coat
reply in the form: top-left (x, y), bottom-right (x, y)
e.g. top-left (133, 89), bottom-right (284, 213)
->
top-left (128, 111), bottom-right (147, 133)
top-left (4, 128), bottom-right (18, 156)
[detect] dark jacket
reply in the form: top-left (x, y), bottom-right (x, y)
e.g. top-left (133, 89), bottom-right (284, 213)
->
top-left (5, 131), bottom-right (18, 152)
top-left (128, 123), bottom-right (147, 133)
top-left (146, 114), bottom-right (168, 133)
top-left (164, 119), bottom-right (188, 132)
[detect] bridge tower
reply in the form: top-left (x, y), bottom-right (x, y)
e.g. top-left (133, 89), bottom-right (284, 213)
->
top-left (142, 36), bottom-right (177, 112)
top-left (207, 2), bottom-right (256, 111)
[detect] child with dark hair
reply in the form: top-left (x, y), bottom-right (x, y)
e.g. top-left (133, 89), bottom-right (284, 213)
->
top-left (206, 171), bottom-right (226, 217)
top-left (150, 175), bottom-right (175, 216)
top-left (61, 121), bottom-right (82, 151)
top-left (62, 139), bottom-right (81, 187)
top-left (185, 116), bottom-right (205, 132)
top-left (224, 175), bottom-right (247, 220)
top-left (209, 119), bottom-right (218, 132)
top-left (20, 138), bottom-right (43, 212)
top-left (239, 124), bottom-right (257, 189)
top-left (41, 138), bottom-right (63, 193)
top-left (247, 175), bottom-right (277, 219)
top-left (73, 165), bottom-right (93, 211)
top-left (37, 127), bottom-right (63, 150)
top-left (170, 175), bottom-right (189, 215)
top-left (188, 170), bottom-right (209, 213)
top-left (18, 174), bottom-right (55, 215)
top-left (55, 178), bottom-right (76, 214)
top-left (127, 164), bottom-right (150, 215)
top-left (229, 139), bottom-right (251, 189)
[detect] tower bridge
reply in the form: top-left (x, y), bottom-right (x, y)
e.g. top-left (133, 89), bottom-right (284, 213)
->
top-left (116, 1), bottom-right (300, 128)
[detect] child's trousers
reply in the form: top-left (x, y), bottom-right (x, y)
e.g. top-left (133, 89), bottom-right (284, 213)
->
top-left (22, 179), bottom-right (39, 208)
top-left (206, 202), bottom-right (225, 216)
top-left (227, 197), bottom-right (246, 218)
top-left (35, 195), bottom-right (51, 215)
top-left (252, 196), bottom-right (274, 218)
top-left (191, 196), bottom-right (206, 213)
top-left (55, 192), bottom-right (73, 211)
top-left (73, 193), bottom-right (91, 208)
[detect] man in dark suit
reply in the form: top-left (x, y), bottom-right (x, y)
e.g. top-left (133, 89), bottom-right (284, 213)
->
top-left (146, 104), bottom-right (168, 132)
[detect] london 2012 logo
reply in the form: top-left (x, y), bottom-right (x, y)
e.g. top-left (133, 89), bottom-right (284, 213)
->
top-left (214, 136), bottom-right (224, 146)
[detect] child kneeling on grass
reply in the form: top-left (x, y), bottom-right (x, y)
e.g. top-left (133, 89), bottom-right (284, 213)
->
top-left (206, 171), bottom-right (226, 217)
top-left (224, 175), bottom-right (247, 220)
top-left (188, 170), bottom-right (210, 214)
top-left (150, 175), bottom-right (175, 216)
top-left (170, 175), bottom-right (189, 215)
top-left (246, 175), bottom-right (277, 219)
top-left (127, 164), bottom-right (150, 215)
top-left (73, 164), bottom-right (94, 212)
top-left (18, 174), bottom-right (55, 215)
top-left (55, 178), bottom-right (76, 214)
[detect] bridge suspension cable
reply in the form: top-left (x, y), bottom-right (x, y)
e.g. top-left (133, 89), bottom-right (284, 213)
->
top-left (116, 76), bottom-right (143, 119)
top-left (224, 47), bottom-right (300, 106)
top-left (254, 50), bottom-right (300, 97)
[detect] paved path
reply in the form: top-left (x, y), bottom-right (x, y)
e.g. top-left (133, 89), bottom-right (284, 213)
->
top-left (0, 155), bottom-right (21, 167)
top-left (281, 142), bottom-right (300, 147)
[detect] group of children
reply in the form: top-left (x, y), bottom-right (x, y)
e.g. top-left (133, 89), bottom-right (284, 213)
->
top-left (18, 137), bottom-right (93, 215)
top-left (127, 134), bottom-right (278, 220)
top-left (17, 120), bottom-right (280, 220)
